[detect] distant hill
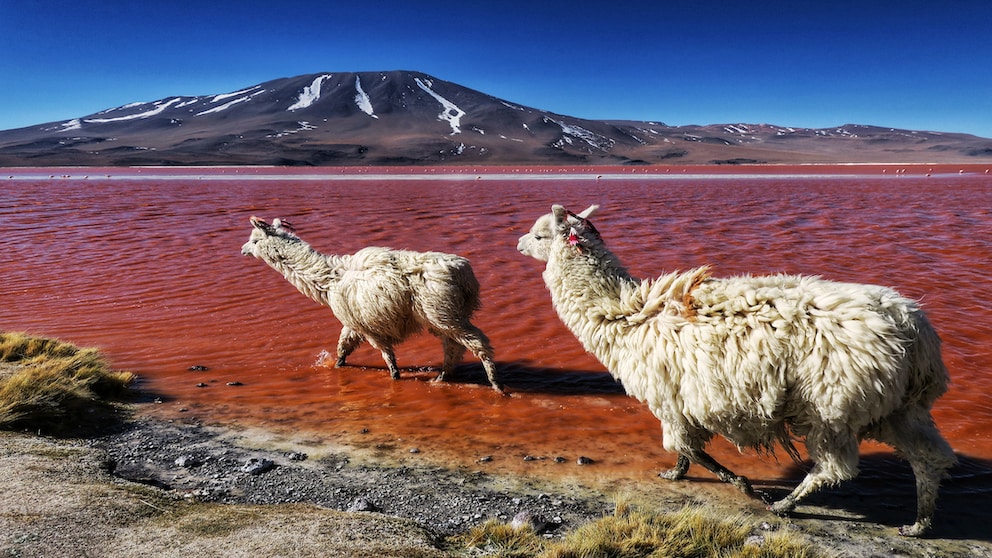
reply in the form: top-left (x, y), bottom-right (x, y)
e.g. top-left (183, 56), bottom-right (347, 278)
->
top-left (1, 70), bottom-right (990, 166)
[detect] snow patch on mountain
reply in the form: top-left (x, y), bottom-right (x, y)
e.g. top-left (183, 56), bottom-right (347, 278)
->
top-left (266, 121), bottom-right (318, 138)
top-left (211, 86), bottom-right (261, 104)
top-left (289, 74), bottom-right (332, 111)
top-left (353, 76), bottom-right (378, 118)
top-left (85, 98), bottom-right (184, 123)
top-left (414, 77), bottom-right (464, 134)
top-left (197, 89), bottom-right (267, 116)
top-left (544, 116), bottom-right (614, 150)
top-left (57, 119), bottom-right (82, 131)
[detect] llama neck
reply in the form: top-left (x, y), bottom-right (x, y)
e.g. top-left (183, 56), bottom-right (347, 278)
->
top-left (543, 241), bottom-right (641, 373)
top-left (264, 240), bottom-right (344, 306)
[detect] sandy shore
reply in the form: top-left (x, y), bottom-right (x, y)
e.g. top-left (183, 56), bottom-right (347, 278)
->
top-left (2, 406), bottom-right (991, 557)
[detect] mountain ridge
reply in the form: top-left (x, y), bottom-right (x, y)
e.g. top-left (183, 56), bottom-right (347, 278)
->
top-left (1, 70), bottom-right (990, 166)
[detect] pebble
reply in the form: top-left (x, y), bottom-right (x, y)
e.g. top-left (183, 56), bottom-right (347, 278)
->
top-left (174, 455), bottom-right (201, 468)
top-left (226, 381), bottom-right (243, 386)
top-left (241, 457), bottom-right (275, 475)
top-left (195, 383), bottom-right (208, 388)
top-left (477, 456), bottom-right (493, 463)
top-left (577, 456), bottom-right (594, 465)
top-left (286, 452), bottom-right (308, 461)
top-left (744, 535), bottom-right (765, 547)
top-left (511, 511), bottom-right (548, 532)
top-left (347, 497), bottom-right (378, 512)
top-left (188, 365), bottom-right (209, 371)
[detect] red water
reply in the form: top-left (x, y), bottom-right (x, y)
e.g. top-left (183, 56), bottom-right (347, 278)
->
top-left (3, 165), bottom-right (991, 492)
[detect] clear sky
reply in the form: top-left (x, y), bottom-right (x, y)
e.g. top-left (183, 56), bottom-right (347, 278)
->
top-left (2, 0), bottom-right (990, 138)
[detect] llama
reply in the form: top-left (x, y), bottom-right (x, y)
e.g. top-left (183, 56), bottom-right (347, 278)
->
top-left (242, 216), bottom-right (503, 392)
top-left (517, 204), bottom-right (956, 536)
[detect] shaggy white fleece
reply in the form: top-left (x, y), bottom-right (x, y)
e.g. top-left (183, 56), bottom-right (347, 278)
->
top-left (243, 216), bottom-right (502, 392)
top-left (518, 204), bottom-right (956, 536)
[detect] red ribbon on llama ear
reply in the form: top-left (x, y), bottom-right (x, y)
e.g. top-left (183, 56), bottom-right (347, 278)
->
top-left (568, 227), bottom-right (581, 247)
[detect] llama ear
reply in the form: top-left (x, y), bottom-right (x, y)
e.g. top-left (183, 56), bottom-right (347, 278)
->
top-left (250, 216), bottom-right (275, 234)
top-left (577, 204), bottom-right (599, 219)
top-left (551, 205), bottom-right (568, 225)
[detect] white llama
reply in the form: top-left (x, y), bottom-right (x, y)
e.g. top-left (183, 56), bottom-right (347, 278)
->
top-left (242, 216), bottom-right (502, 392)
top-left (517, 204), bottom-right (956, 536)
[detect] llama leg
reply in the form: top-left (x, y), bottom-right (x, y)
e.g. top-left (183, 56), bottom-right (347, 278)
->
top-left (380, 347), bottom-right (400, 379)
top-left (335, 327), bottom-right (364, 367)
top-left (435, 336), bottom-right (466, 383)
top-left (364, 338), bottom-right (400, 379)
top-left (770, 427), bottom-right (860, 515)
top-left (688, 448), bottom-right (754, 494)
top-left (442, 323), bottom-right (503, 392)
top-left (870, 408), bottom-right (957, 537)
top-left (659, 425), bottom-right (752, 494)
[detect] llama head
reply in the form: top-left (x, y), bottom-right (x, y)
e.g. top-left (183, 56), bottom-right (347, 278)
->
top-left (517, 204), bottom-right (598, 261)
top-left (241, 216), bottom-right (300, 258)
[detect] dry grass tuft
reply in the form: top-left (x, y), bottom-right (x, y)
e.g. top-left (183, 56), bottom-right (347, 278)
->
top-left (0, 331), bottom-right (135, 434)
top-left (456, 497), bottom-right (818, 558)
top-left (455, 518), bottom-right (545, 557)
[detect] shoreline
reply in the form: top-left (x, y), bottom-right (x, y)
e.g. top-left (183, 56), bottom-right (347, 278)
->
top-left (3, 406), bottom-right (991, 557)
top-left (3, 162), bottom-right (991, 181)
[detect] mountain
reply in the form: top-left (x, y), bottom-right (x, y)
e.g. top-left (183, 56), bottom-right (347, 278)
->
top-left (1, 70), bottom-right (990, 166)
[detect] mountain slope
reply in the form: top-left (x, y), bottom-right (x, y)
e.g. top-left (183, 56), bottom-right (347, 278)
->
top-left (1, 70), bottom-right (990, 166)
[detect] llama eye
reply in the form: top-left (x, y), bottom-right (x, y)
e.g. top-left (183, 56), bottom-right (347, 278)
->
top-left (534, 235), bottom-right (543, 240)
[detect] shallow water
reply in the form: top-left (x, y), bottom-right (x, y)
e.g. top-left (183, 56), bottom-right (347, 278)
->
top-left (3, 166), bottom-right (991, 492)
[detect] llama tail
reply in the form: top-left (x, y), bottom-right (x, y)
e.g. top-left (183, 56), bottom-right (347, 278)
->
top-left (904, 309), bottom-right (950, 407)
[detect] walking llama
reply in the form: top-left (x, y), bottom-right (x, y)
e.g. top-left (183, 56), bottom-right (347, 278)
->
top-left (517, 204), bottom-right (956, 536)
top-left (242, 216), bottom-right (503, 392)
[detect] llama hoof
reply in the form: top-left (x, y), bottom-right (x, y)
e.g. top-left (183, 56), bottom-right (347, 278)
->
top-left (658, 469), bottom-right (685, 481)
top-left (898, 521), bottom-right (929, 537)
top-left (390, 371), bottom-right (401, 380)
top-left (334, 358), bottom-right (347, 368)
top-left (768, 498), bottom-right (796, 516)
top-left (730, 475), bottom-right (754, 495)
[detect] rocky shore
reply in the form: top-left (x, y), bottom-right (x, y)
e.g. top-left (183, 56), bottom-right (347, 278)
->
top-left (2, 410), bottom-right (992, 557)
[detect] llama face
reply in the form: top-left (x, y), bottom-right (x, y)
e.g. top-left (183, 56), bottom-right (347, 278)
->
top-left (241, 216), bottom-right (297, 257)
top-left (517, 204), bottom-right (598, 262)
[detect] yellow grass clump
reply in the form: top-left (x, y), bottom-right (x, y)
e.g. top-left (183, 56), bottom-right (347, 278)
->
top-left (456, 498), bottom-right (818, 558)
top-left (0, 331), bottom-right (135, 433)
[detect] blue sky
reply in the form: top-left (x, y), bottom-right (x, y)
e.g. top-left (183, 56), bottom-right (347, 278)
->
top-left (2, 0), bottom-right (990, 138)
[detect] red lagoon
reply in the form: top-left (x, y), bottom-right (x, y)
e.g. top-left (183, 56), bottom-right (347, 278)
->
top-left (2, 166), bottom-right (991, 492)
